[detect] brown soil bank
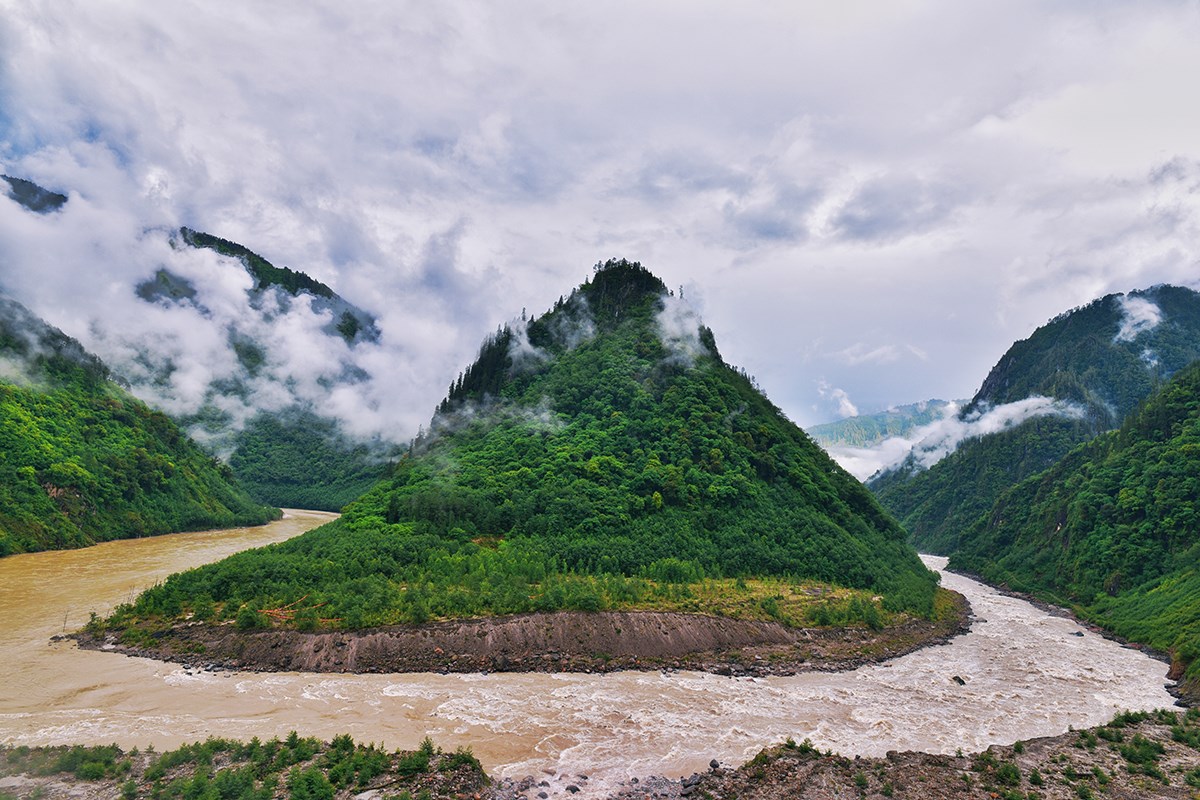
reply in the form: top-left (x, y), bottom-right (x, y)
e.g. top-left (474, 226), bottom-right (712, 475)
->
top-left (79, 592), bottom-right (970, 676)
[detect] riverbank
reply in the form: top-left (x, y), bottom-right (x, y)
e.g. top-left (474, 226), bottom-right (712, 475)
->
top-left (75, 590), bottom-right (970, 678)
top-left (601, 707), bottom-right (1200, 800)
top-left (5, 709), bottom-right (1199, 800)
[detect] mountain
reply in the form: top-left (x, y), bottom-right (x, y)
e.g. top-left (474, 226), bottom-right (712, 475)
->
top-left (2, 175), bottom-right (67, 213)
top-left (169, 227), bottom-right (381, 346)
top-left (227, 408), bottom-right (391, 511)
top-left (0, 295), bottom-right (278, 556)
top-left (147, 227), bottom-right (392, 510)
top-left (872, 285), bottom-right (1200, 554)
top-left (3, 173), bottom-right (393, 511)
top-left (949, 360), bottom-right (1200, 691)
top-left (807, 400), bottom-right (956, 450)
top-left (118, 259), bottom-right (939, 632)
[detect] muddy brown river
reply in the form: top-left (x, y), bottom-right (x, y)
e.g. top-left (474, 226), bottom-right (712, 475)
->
top-left (0, 510), bottom-right (1178, 797)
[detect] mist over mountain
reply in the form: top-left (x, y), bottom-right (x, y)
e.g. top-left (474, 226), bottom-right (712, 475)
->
top-left (806, 399), bottom-right (959, 480)
top-left (0, 177), bottom-right (401, 509)
top-left (0, 294), bottom-right (277, 556)
top-left (2, 175), bottom-right (67, 214)
top-left (951, 360), bottom-right (1200, 692)
top-left (123, 259), bottom-right (939, 632)
top-left (872, 284), bottom-right (1200, 554)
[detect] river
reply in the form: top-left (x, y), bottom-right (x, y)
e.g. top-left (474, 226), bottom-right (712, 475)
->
top-left (0, 511), bottom-right (1178, 797)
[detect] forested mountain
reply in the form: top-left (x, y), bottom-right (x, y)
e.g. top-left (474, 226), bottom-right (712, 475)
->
top-left (0, 296), bottom-right (278, 556)
top-left (872, 285), bottom-right (1200, 553)
top-left (171, 227), bottom-right (380, 346)
top-left (149, 227), bottom-right (390, 509)
top-left (807, 400), bottom-right (955, 449)
top-left (2, 175), bottom-right (67, 213)
top-left (950, 361), bottom-right (1200, 689)
top-left (228, 408), bottom-right (393, 511)
top-left (2, 174), bottom-right (392, 512)
top-left (120, 260), bottom-right (939, 630)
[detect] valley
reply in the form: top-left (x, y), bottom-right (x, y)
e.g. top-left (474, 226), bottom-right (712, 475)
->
top-left (0, 519), bottom-right (1178, 797)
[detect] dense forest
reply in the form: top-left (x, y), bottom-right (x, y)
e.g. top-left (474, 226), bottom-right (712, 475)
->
top-left (873, 285), bottom-right (1200, 553)
top-left (949, 360), bottom-right (1200, 684)
top-left (0, 296), bottom-right (278, 556)
top-left (228, 408), bottom-right (394, 511)
top-left (115, 260), bottom-right (940, 632)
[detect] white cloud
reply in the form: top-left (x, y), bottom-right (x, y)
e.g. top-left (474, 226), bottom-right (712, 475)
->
top-left (1, 1), bottom-right (1200, 439)
top-left (823, 397), bottom-right (1087, 480)
top-left (817, 380), bottom-right (860, 419)
top-left (1114, 294), bottom-right (1163, 342)
top-left (656, 292), bottom-right (705, 366)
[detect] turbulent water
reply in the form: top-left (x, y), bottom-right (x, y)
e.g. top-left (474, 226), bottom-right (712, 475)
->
top-left (0, 514), bottom-right (1178, 798)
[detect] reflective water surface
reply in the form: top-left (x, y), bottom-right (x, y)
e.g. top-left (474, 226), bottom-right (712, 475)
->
top-left (0, 516), bottom-right (1176, 797)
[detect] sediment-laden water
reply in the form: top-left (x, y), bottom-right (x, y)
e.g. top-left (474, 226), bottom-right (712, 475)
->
top-left (0, 515), bottom-right (1177, 798)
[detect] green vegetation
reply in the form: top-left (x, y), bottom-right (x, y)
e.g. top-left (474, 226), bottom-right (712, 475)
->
top-left (950, 361), bottom-right (1200, 683)
top-left (0, 734), bottom-right (485, 800)
top-left (871, 415), bottom-right (1089, 555)
top-left (228, 409), bottom-right (394, 511)
top-left (874, 285), bottom-right (1200, 554)
top-left (112, 259), bottom-right (938, 631)
top-left (0, 296), bottom-right (278, 556)
top-left (807, 399), bottom-right (956, 449)
top-left (180, 228), bottom-right (336, 300)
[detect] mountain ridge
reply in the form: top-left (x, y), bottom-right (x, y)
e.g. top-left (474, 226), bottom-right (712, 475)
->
top-left (872, 284), bottom-right (1200, 554)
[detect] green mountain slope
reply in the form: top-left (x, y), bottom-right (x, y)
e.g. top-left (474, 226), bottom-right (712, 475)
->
top-left (949, 361), bottom-right (1200, 686)
top-left (873, 285), bottom-right (1200, 553)
top-left (123, 260), bottom-right (938, 630)
top-left (228, 408), bottom-right (393, 511)
top-left (0, 296), bottom-right (279, 556)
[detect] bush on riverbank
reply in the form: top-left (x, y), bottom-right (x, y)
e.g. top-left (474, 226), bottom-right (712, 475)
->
top-left (0, 733), bottom-right (485, 800)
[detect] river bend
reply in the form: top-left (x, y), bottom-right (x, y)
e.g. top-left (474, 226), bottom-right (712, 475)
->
top-left (0, 512), bottom-right (1176, 797)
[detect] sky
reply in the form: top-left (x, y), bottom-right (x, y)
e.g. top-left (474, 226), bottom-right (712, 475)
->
top-left (2, 0), bottom-right (1200, 447)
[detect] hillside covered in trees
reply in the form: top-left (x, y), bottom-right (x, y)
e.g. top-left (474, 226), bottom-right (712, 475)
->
top-left (872, 285), bottom-right (1200, 554)
top-left (950, 360), bottom-right (1200, 689)
top-left (0, 296), bottom-right (278, 556)
top-left (228, 408), bottom-right (393, 511)
top-left (115, 260), bottom-right (940, 633)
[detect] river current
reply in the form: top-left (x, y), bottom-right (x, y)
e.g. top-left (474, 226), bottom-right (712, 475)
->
top-left (0, 510), bottom-right (1177, 796)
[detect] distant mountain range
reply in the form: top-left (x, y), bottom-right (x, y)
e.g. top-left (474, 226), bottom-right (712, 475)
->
top-left (807, 400), bottom-right (958, 449)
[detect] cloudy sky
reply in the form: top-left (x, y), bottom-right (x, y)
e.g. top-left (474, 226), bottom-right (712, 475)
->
top-left (2, 1), bottom-right (1200, 442)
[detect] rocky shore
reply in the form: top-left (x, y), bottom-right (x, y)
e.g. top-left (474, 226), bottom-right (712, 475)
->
top-left (595, 708), bottom-right (1200, 799)
top-left (75, 591), bottom-right (970, 678)
top-left (5, 709), bottom-right (1198, 799)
